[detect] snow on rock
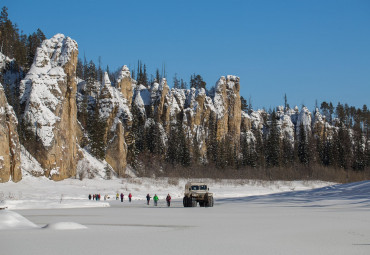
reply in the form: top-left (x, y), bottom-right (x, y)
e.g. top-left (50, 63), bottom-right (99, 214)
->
top-left (20, 145), bottom-right (44, 177)
top-left (97, 72), bottom-right (131, 177)
top-left (210, 75), bottom-right (241, 141)
top-left (19, 34), bottom-right (80, 181)
top-left (169, 88), bottom-right (186, 118)
top-left (0, 52), bottom-right (13, 70)
top-left (116, 65), bottom-right (135, 103)
top-left (275, 106), bottom-right (295, 142)
top-left (296, 106), bottom-right (312, 135)
top-left (77, 148), bottom-right (112, 179)
top-left (116, 65), bottom-right (131, 83)
top-left (20, 33), bottom-right (78, 148)
top-left (250, 110), bottom-right (265, 131)
top-left (0, 210), bottom-right (39, 230)
top-left (212, 76), bottom-right (227, 119)
top-left (98, 72), bottom-right (132, 124)
top-left (133, 84), bottom-right (151, 114)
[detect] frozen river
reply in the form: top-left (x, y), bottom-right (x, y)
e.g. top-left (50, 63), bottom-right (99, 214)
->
top-left (1, 181), bottom-right (370, 255)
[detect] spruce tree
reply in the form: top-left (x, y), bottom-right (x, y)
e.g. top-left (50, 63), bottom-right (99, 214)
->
top-left (206, 113), bottom-right (218, 163)
top-left (166, 124), bottom-right (178, 166)
top-left (265, 111), bottom-right (280, 167)
top-left (281, 136), bottom-right (293, 167)
top-left (155, 68), bottom-right (160, 83)
top-left (297, 122), bottom-right (310, 166)
top-left (87, 106), bottom-right (106, 160)
top-left (180, 78), bottom-right (187, 89)
top-left (173, 73), bottom-right (180, 89)
top-left (241, 134), bottom-right (249, 166)
top-left (352, 117), bottom-right (365, 171)
top-left (240, 96), bottom-right (248, 112)
top-left (76, 58), bottom-right (84, 78)
top-left (190, 74), bottom-right (206, 90)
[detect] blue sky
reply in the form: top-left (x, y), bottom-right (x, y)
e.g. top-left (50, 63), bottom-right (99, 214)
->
top-left (4, 0), bottom-right (370, 111)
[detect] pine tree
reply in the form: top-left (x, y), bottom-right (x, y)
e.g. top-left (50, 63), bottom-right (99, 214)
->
top-left (97, 56), bottom-right (102, 83)
top-left (173, 73), bottom-right (180, 89)
top-left (176, 111), bottom-right (190, 167)
top-left (86, 60), bottom-right (97, 96)
top-left (155, 68), bottom-right (160, 83)
top-left (26, 28), bottom-right (45, 69)
top-left (166, 124), bottom-right (178, 166)
top-left (206, 113), bottom-right (218, 163)
top-left (265, 111), bottom-right (280, 167)
top-left (284, 93), bottom-right (288, 111)
top-left (297, 122), bottom-right (310, 166)
top-left (76, 58), bottom-right (84, 78)
top-left (352, 116), bottom-right (365, 171)
top-left (143, 64), bottom-right (148, 87)
top-left (78, 92), bottom-right (89, 129)
top-left (146, 121), bottom-right (155, 153)
top-left (240, 96), bottom-right (248, 112)
top-left (87, 106), bottom-right (106, 160)
top-left (131, 103), bottom-right (146, 153)
top-left (190, 74), bottom-right (206, 90)
top-left (281, 136), bottom-right (294, 167)
top-left (241, 134), bottom-right (249, 166)
top-left (180, 78), bottom-right (187, 89)
top-left (153, 123), bottom-right (164, 155)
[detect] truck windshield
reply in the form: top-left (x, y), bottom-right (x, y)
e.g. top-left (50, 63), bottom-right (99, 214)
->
top-left (191, 186), bottom-right (199, 190)
top-left (200, 185), bottom-right (207, 190)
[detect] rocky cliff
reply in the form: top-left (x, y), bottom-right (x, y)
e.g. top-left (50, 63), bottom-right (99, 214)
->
top-left (0, 33), bottom-right (349, 182)
top-left (0, 83), bottom-right (21, 183)
top-left (98, 72), bottom-right (132, 176)
top-left (19, 34), bottom-right (80, 181)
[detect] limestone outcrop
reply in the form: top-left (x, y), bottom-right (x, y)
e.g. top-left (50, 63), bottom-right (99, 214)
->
top-left (116, 65), bottom-right (135, 105)
top-left (19, 34), bottom-right (80, 180)
top-left (98, 72), bottom-right (132, 177)
top-left (0, 83), bottom-right (21, 182)
top-left (211, 75), bottom-right (241, 142)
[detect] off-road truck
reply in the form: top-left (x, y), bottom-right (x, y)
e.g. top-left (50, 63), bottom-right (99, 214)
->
top-left (183, 182), bottom-right (214, 207)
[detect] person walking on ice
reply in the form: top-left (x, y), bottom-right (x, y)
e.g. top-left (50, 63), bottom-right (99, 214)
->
top-left (154, 194), bottom-right (159, 206)
top-left (146, 194), bottom-right (151, 205)
top-left (116, 193), bottom-right (119, 200)
top-left (120, 193), bottom-right (124, 202)
top-left (128, 193), bottom-right (132, 202)
top-left (166, 194), bottom-right (171, 207)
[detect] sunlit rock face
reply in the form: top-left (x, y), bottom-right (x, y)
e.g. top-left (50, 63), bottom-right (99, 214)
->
top-left (98, 72), bottom-right (132, 177)
top-left (19, 34), bottom-right (80, 180)
top-left (0, 83), bottom-right (21, 183)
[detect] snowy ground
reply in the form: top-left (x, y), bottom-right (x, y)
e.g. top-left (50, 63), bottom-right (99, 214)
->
top-left (1, 177), bottom-right (370, 255)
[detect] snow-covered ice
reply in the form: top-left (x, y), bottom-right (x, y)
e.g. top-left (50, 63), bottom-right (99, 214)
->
top-left (1, 176), bottom-right (370, 254)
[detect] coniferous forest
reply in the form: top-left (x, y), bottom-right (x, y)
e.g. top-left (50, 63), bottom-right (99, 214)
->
top-left (1, 6), bottom-right (370, 183)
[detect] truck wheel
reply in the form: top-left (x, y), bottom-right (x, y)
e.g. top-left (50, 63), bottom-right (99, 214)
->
top-left (192, 198), bottom-right (197, 207)
top-left (184, 197), bottom-right (189, 207)
top-left (199, 202), bottom-right (205, 207)
top-left (209, 197), bottom-right (214, 207)
top-left (183, 197), bottom-right (186, 207)
top-left (206, 197), bottom-right (214, 207)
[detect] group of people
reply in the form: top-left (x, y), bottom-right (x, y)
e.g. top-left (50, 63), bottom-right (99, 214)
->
top-left (89, 193), bottom-right (172, 207)
top-left (115, 193), bottom-right (133, 202)
top-left (89, 194), bottom-right (111, 201)
top-left (89, 194), bottom-right (101, 201)
top-left (146, 194), bottom-right (172, 207)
